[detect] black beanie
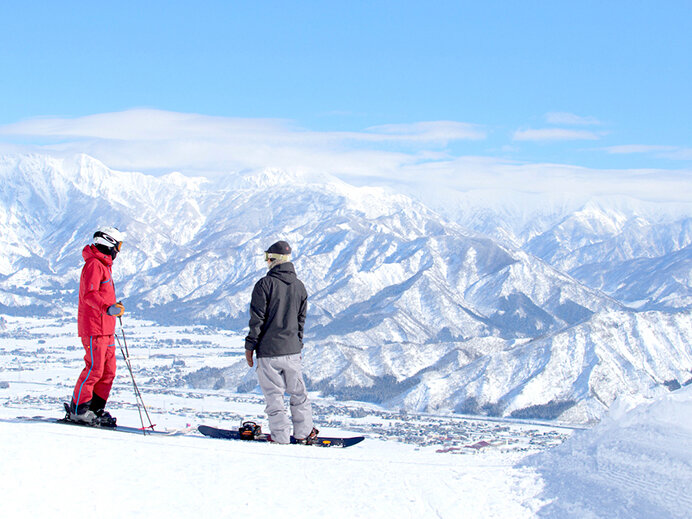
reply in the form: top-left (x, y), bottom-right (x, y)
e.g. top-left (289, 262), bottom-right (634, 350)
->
top-left (265, 241), bottom-right (292, 255)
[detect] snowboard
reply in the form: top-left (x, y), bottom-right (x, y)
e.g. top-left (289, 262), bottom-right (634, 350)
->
top-left (198, 424), bottom-right (365, 448)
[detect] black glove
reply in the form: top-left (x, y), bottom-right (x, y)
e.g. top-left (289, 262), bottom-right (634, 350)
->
top-left (107, 302), bottom-right (125, 317)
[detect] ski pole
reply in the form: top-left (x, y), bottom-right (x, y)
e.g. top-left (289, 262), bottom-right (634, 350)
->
top-left (117, 316), bottom-right (155, 434)
top-left (117, 320), bottom-right (153, 433)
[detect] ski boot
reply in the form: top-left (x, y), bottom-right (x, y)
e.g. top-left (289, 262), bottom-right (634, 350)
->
top-left (65, 401), bottom-right (97, 425)
top-left (295, 427), bottom-right (319, 445)
top-left (90, 395), bottom-right (117, 427)
top-left (94, 409), bottom-right (117, 427)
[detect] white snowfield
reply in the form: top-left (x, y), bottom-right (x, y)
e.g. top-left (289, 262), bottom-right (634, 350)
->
top-left (0, 418), bottom-right (543, 519)
top-left (2, 385), bottom-right (690, 519)
top-left (524, 384), bottom-right (692, 519)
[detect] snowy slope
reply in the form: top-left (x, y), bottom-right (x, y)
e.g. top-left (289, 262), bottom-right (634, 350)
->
top-left (524, 384), bottom-right (692, 519)
top-left (397, 309), bottom-right (692, 423)
top-left (416, 188), bottom-right (692, 310)
top-left (0, 153), bottom-right (211, 316)
top-left (202, 308), bottom-right (691, 424)
top-left (0, 415), bottom-right (548, 519)
top-left (1, 363), bottom-right (689, 518)
top-left (1, 314), bottom-right (689, 518)
top-left (0, 152), bottom-right (617, 338)
top-left (524, 202), bottom-right (692, 309)
top-left (572, 244), bottom-right (692, 309)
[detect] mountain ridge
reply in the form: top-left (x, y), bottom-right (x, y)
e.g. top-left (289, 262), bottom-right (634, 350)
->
top-left (0, 152), bottom-right (689, 423)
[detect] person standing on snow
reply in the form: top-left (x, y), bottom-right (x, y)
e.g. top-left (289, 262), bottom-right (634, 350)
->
top-left (244, 240), bottom-right (317, 444)
top-left (68, 226), bottom-right (125, 426)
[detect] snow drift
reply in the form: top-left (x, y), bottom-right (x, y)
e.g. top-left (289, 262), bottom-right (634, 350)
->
top-left (524, 384), bottom-right (692, 518)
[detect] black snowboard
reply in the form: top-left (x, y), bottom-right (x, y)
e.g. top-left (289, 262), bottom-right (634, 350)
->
top-left (198, 424), bottom-right (365, 448)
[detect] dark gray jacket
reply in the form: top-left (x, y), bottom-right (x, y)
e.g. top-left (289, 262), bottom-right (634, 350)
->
top-left (244, 262), bottom-right (308, 358)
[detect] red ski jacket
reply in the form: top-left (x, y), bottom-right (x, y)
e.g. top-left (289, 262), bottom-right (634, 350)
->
top-left (77, 245), bottom-right (118, 337)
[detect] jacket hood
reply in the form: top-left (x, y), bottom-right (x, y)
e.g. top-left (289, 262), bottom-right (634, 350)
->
top-left (268, 262), bottom-right (297, 285)
top-left (82, 244), bottom-right (113, 267)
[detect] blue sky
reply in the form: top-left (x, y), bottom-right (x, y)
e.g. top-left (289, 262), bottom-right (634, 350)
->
top-left (0, 1), bottom-right (690, 199)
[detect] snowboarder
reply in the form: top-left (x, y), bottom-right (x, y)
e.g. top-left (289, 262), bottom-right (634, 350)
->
top-left (68, 226), bottom-right (125, 426)
top-left (244, 240), bottom-right (317, 444)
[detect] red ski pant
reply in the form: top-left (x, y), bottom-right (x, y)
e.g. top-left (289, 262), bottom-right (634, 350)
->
top-left (72, 335), bottom-right (117, 406)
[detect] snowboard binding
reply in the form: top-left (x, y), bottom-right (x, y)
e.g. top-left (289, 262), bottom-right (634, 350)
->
top-left (238, 421), bottom-right (262, 440)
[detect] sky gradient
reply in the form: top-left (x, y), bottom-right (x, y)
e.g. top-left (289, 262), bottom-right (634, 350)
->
top-left (1, 1), bottom-right (690, 200)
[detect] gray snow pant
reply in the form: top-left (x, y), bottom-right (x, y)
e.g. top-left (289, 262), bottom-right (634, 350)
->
top-left (256, 353), bottom-right (313, 444)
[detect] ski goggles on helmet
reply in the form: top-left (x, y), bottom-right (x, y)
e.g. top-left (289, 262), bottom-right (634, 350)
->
top-left (94, 230), bottom-right (124, 252)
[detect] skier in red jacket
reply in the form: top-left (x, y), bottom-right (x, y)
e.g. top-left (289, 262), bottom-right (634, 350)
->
top-left (68, 226), bottom-right (125, 425)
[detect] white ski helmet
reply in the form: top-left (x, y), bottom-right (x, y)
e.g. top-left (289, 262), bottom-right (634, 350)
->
top-left (93, 226), bottom-right (125, 251)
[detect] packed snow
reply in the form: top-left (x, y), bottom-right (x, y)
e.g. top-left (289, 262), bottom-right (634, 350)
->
top-left (0, 419), bottom-right (548, 519)
top-left (1, 316), bottom-right (690, 518)
top-left (524, 385), bottom-right (692, 519)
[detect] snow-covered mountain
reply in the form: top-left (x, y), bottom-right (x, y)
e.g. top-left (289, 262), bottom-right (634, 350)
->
top-left (418, 189), bottom-right (692, 310)
top-left (572, 244), bottom-right (691, 310)
top-left (1, 153), bottom-right (690, 423)
top-left (0, 153), bottom-right (617, 335)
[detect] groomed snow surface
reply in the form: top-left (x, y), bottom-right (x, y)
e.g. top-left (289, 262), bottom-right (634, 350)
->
top-left (2, 387), bottom-right (690, 518)
top-left (1, 315), bottom-right (690, 518)
top-left (1, 415), bottom-right (544, 519)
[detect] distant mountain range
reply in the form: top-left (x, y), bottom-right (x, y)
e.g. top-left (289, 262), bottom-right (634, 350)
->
top-left (1, 153), bottom-right (690, 423)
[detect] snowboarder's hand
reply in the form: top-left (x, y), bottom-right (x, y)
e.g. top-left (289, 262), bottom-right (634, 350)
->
top-left (245, 349), bottom-right (254, 368)
top-left (107, 302), bottom-right (125, 317)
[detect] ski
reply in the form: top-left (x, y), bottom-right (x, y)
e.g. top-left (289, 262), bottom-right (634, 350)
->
top-left (16, 415), bottom-right (184, 436)
top-left (198, 424), bottom-right (365, 448)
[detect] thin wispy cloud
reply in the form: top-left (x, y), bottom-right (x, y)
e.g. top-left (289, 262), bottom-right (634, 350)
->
top-left (510, 112), bottom-right (602, 143)
top-left (0, 109), bottom-right (689, 204)
top-left (365, 121), bottom-right (486, 142)
top-left (0, 110), bottom-right (484, 145)
top-left (545, 112), bottom-right (601, 126)
top-left (604, 144), bottom-right (692, 161)
top-left (0, 110), bottom-right (483, 172)
top-left (0, 110), bottom-right (295, 143)
top-left (663, 148), bottom-right (692, 160)
top-left (513, 128), bottom-right (601, 142)
top-left (0, 111), bottom-right (364, 174)
top-left (605, 144), bottom-right (677, 154)
top-left (396, 156), bottom-right (692, 205)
